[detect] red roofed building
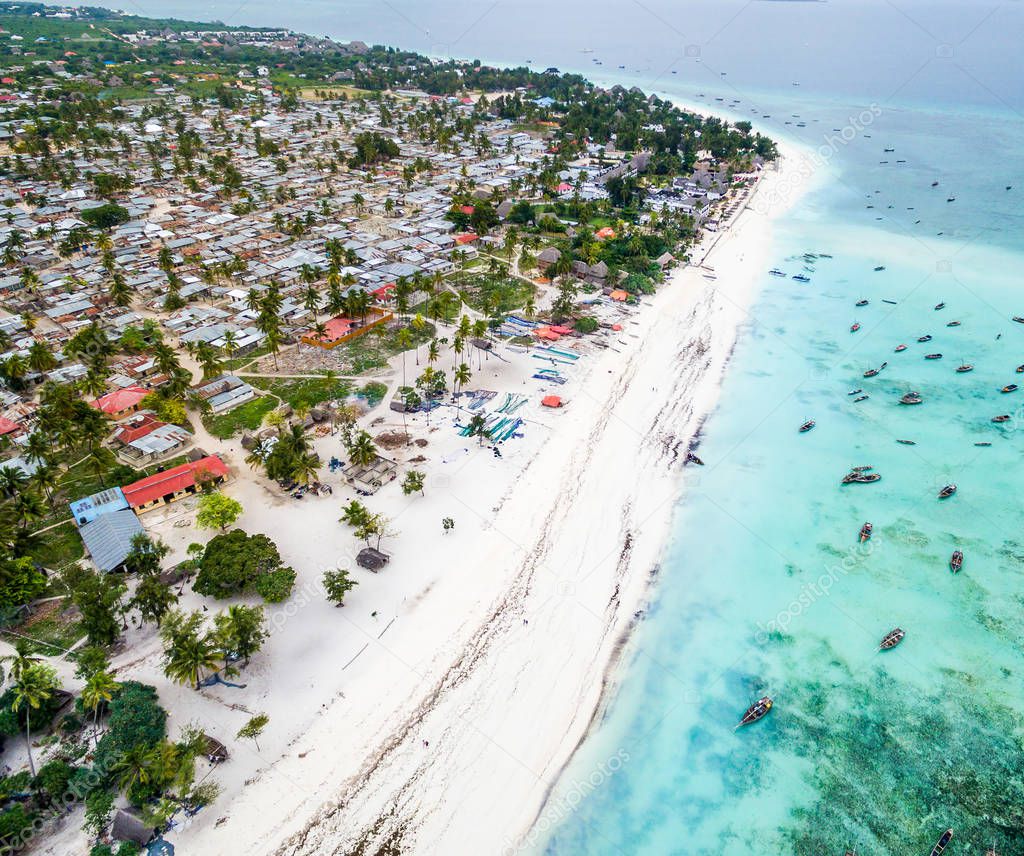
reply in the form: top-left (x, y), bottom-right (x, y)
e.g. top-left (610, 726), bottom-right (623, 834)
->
top-left (122, 456), bottom-right (228, 513)
top-left (91, 386), bottom-right (149, 419)
top-left (0, 416), bottom-right (21, 437)
top-left (300, 307), bottom-right (392, 349)
top-left (455, 233), bottom-right (479, 245)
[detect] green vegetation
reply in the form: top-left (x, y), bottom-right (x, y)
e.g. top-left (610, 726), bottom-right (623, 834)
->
top-left (194, 529), bottom-right (295, 603)
top-left (247, 375), bottom-right (353, 411)
top-left (454, 273), bottom-right (535, 315)
top-left (202, 395), bottom-right (276, 439)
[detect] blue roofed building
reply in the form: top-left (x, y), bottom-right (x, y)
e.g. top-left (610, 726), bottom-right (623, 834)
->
top-left (69, 487), bottom-right (129, 525)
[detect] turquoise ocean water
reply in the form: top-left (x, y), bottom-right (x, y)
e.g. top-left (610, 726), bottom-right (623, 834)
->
top-left (104, 0), bottom-right (1024, 850)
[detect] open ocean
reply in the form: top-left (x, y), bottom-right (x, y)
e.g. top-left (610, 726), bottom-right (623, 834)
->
top-left (113, 0), bottom-right (1024, 851)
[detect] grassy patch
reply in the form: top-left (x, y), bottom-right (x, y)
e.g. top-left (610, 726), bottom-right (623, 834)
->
top-left (360, 382), bottom-right (388, 407)
top-left (202, 395), bottom-right (277, 439)
top-left (453, 273), bottom-right (535, 314)
top-left (329, 322), bottom-right (436, 375)
top-left (247, 376), bottom-right (354, 411)
top-left (8, 600), bottom-right (83, 657)
top-left (28, 521), bottom-right (84, 570)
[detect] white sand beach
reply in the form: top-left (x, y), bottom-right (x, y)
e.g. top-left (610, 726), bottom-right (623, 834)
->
top-left (39, 142), bottom-right (814, 856)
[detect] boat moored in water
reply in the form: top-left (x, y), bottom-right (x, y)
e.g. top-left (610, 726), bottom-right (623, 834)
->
top-left (956, 363), bottom-right (973, 373)
top-left (843, 471), bottom-right (881, 484)
top-left (850, 322), bottom-right (861, 332)
top-left (855, 299), bottom-right (869, 307)
top-left (799, 420), bottom-right (816, 433)
top-left (930, 828), bottom-right (954, 856)
top-left (853, 395), bottom-right (869, 402)
top-left (992, 414), bottom-right (1012, 423)
top-left (897, 439), bottom-right (916, 445)
top-left (863, 362), bottom-right (887, 378)
top-left (946, 320), bottom-right (961, 327)
top-left (918, 334), bottom-right (933, 342)
top-left (1001, 384), bottom-right (1018, 393)
top-left (895, 344), bottom-right (908, 352)
top-left (900, 391), bottom-right (923, 405)
top-left (736, 696), bottom-right (773, 728)
top-left (1017, 364), bottom-right (1024, 373)
top-left (925, 353), bottom-right (943, 360)
top-left (879, 627), bottom-right (904, 649)
top-left (935, 302), bottom-right (946, 310)
top-left (938, 484), bottom-right (957, 499)
top-left (769, 268), bottom-right (786, 277)
top-left (1013, 317), bottom-right (1024, 324)
top-left (848, 388), bottom-right (863, 396)
top-left (793, 274), bottom-right (811, 283)
top-left (859, 522), bottom-right (873, 542)
top-left (950, 550), bottom-right (964, 573)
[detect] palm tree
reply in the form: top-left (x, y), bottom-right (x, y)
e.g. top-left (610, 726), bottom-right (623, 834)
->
top-left (114, 743), bottom-right (158, 792)
top-left (82, 670), bottom-right (121, 744)
top-left (162, 628), bottom-right (220, 690)
top-left (348, 430), bottom-right (377, 467)
top-left (453, 363), bottom-right (471, 399)
top-left (11, 663), bottom-right (58, 776)
top-left (0, 465), bottom-right (28, 499)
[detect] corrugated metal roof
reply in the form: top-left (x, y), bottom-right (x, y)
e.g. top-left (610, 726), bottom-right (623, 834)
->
top-left (79, 509), bottom-right (144, 572)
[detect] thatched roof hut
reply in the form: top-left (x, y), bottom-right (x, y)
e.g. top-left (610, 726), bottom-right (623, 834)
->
top-left (356, 547), bottom-right (390, 572)
top-left (203, 734), bottom-right (228, 763)
top-left (111, 809), bottom-right (153, 846)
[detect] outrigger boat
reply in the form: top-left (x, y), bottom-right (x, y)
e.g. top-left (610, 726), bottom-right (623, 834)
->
top-left (843, 471), bottom-right (881, 484)
top-left (1001, 384), bottom-right (1018, 393)
top-left (736, 696), bottom-right (773, 728)
top-left (935, 302), bottom-right (946, 310)
top-left (900, 391), bottom-right (923, 405)
top-left (863, 361), bottom-right (888, 378)
top-left (879, 627), bottom-right (904, 649)
top-left (894, 343), bottom-right (908, 352)
top-left (950, 550), bottom-right (964, 573)
top-left (956, 363), bottom-right (974, 373)
top-left (930, 828), bottom-right (954, 856)
top-left (938, 484), bottom-right (957, 499)
top-left (859, 522), bottom-right (873, 542)
top-left (992, 414), bottom-right (1012, 423)
top-left (925, 353), bottom-right (943, 360)
top-left (850, 322), bottom-right (861, 332)
top-left (918, 334), bottom-right (933, 343)
top-left (799, 420), bottom-right (816, 433)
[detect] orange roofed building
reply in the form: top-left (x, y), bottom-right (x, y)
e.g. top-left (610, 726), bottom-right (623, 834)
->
top-left (301, 307), bottom-right (393, 350)
top-left (121, 455), bottom-right (228, 514)
top-left (91, 386), bottom-right (149, 419)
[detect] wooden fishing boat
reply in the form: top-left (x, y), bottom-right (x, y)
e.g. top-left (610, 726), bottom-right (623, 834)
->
top-left (897, 439), bottom-right (916, 445)
top-left (843, 472), bottom-right (881, 484)
top-left (894, 343), bottom-right (908, 352)
top-left (925, 353), bottom-right (943, 360)
top-left (854, 395), bottom-right (869, 402)
top-left (850, 322), bottom-right (861, 332)
top-left (900, 391), bottom-right (923, 405)
top-left (879, 627), bottom-right (904, 649)
top-left (992, 414), bottom-right (1012, 423)
top-left (874, 265), bottom-right (886, 271)
top-left (950, 550), bottom-right (963, 573)
top-left (975, 441), bottom-right (992, 447)
top-left (956, 363), bottom-right (973, 373)
top-left (1016, 364), bottom-right (1024, 373)
top-left (918, 334), bottom-right (933, 342)
top-left (938, 484), bottom-right (957, 499)
top-left (736, 696), bottom-right (773, 728)
top-left (946, 320), bottom-right (961, 327)
top-left (855, 299), bottom-right (869, 307)
top-left (930, 828), bottom-right (954, 856)
top-left (1013, 316), bottom-right (1024, 324)
top-left (793, 274), bottom-right (811, 283)
top-left (882, 299), bottom-right (898, 304)
top-left (863, 361), bottom-right (887, 378)
top-left (935, 302), bottom-right (946, 310)
top-left (686, 451), bottom-right (705, 465)
top-left (852, 466), bottom-right (874, 472)
top-left (1001, 384), bottom-right (1018, 393)
top-left (848, 388), bottom-right (863, 396)
top-left (799, 420), bottom-right (816, 433)
top-left (859, 522), bottom-right (873, 542)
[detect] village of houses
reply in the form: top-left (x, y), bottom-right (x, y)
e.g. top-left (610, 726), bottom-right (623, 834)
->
top-left (0, 56), bottom-right (751, 569)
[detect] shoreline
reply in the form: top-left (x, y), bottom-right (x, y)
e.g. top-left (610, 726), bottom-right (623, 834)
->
top-left (148, 139), bottom-right (817, 856)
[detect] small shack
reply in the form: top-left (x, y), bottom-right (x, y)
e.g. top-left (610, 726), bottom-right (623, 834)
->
top-left (203, 734), bottom-right (228, 764)
top-left (344, 455), bottom-right (398, 494)
top-left (111, 809), bottom-right (153, 847)
top-left (357, 547), bottom-right (390, 572)
top-left (541, 395), bottom-right (564, 408)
